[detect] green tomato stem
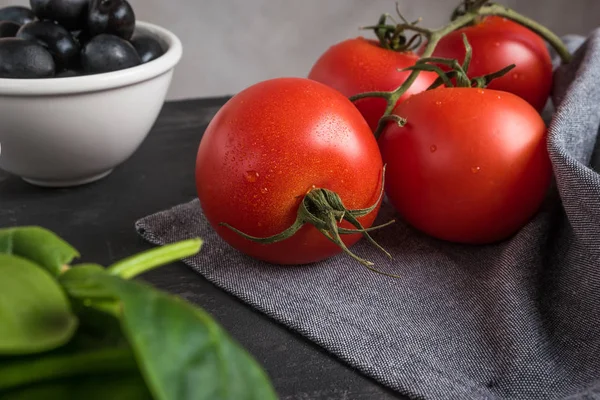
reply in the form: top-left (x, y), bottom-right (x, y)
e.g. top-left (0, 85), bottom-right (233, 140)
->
top-left (403, 34), bottom-right (516, 90)
top-left (350, 11), bottom-right (479, 138)
top-left (220, 166), bottom-right (398, 275)
top-left (350, 4), bottom-right (572, 139)
top-left (107, 239), bottom-right (202, 280)
top-left (478, 4), bottom-right (572, 64)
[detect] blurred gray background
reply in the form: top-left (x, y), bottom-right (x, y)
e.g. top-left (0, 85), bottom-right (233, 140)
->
top-left (1, 0), bottom-right (596, 99)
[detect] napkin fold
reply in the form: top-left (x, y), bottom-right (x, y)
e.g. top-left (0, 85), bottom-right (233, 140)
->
top-left (136, 33), bottom-right (600, 400)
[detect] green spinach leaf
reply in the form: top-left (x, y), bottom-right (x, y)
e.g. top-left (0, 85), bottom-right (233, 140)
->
top-left (111, 276), bottom-right (278, 400)
top-left (62, 271), bottom-right (278, 400)
top-left (0, 227), bottom-right (79, 276)
top-left (1, 373), bottom-right (152, 400)
top-left (0, 254), bottom-right (77, 355)
top-left (59, 264), bottom-right (116, 299)
top-left (0, 346), bottom-right (137, 391)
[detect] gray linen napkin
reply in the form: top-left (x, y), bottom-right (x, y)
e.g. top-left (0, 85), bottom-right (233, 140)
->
top-left (135, 33), bottom-right (600, 400)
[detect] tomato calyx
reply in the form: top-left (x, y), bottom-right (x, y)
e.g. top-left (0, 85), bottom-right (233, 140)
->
top-left (402, 34), bottom-right (515, 90)
top-left (220, 167), bottom-right (399, 277)
top-left (361, 7), bottom-right (427, 53)
top-left (356, 35), bottom-right (515, 138)
top-left (349, 1), bottom-right (572, 139)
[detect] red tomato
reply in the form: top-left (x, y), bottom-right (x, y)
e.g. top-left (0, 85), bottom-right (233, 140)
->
top-left (308, 37), bottom-right (437, 131)
top-left (195, 77), bottom-right (384, 265)
top-left (378, 87), bottom-right (552, 244)
top-left (431, 16), bottom-right (553, 112)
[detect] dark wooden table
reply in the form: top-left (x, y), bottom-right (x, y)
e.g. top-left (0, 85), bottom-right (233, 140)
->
top-left (0, 98), bottom-right (406, 400)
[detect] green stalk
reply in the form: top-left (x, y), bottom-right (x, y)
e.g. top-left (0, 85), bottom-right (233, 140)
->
top-left (107, 239), bottom-right (202, 280)
top-left (220, 168), bottom-right (393, 269)
top-left (350, 4), bottom-right (572, 139)
top-left (350, 11), bottom-right (486, 138)
top-left (478, 4), bottom-right (572, 64)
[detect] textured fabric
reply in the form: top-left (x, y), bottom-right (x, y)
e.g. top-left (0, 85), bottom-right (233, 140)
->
top-left (135, 33), bottom-right (600, 400)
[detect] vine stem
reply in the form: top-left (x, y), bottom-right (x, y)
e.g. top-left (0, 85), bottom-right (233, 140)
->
top-left (350, 3), bottom-right (572, 139)
top-left (478, 5), bottom-right (572, 63)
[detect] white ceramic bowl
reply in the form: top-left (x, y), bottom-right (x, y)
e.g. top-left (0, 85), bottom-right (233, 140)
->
top-left (0, 21), bottom-right (183, 187)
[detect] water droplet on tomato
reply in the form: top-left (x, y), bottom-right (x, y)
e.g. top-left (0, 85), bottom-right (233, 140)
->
top-left (497, 95), bottom-right (502, 99)
top-left (512, 73), bottom-right (520, 80)
top-left (245, 170), bottom-right (259, 182)
top-left (471, 166), bottom-right (481, 174)
top-left (430, 145), bottom-right (437, 153)
top-left (260, 187), bottom-right (269, 194)
top-left (494, 42), bottom-right (500, 47)
top-left (477, 89), bottom-right (484, 94)
top-left (435, 100), bottom-right (442, 106)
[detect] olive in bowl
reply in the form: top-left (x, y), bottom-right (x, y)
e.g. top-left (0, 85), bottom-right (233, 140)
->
top-left (0, 21), bottom-right (21, 38)
top-left (0, 0), bottom-right (165, 78)
top-left (0, 21), bottom-right (182, 187)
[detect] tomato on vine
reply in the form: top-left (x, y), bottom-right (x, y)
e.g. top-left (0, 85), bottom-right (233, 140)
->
top-left (376, 36), bottom-right (553, 244)
top-left (195, 77), bottom-right (394, 271)
top-left (308, 12), bottom-right (437, 132)
top-left (348, 1), bottom-right (571, 138)
top-left (431, 15), bottom-right (553, 112)
top-left (380, 88), bottom-right (552, 243)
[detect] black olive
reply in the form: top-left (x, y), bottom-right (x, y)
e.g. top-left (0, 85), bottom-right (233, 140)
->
top-left (81, 33), bottom-right (140, 74)
top-left (87, 0), bottom-right (135, 40)
top-left (0, 21), bottom-right (21, 38)
top-left (71, 29), bottom-right (91, 47)
top-left (17, 21), bottom-right (80, 71)
top-left (55, 68), bottom-right (82, 77)
top-left (0, 37), bottom-right (55, 78)
top-left (130, 33), bottom-right (164, 64)
top-left (0, 6), bottom-right (36, 25)
top-left (30, 0), bottom-right (89, 31)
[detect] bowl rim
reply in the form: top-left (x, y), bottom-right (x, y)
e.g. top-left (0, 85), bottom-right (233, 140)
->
top-left (0, 20), bottom-right (183, 96)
